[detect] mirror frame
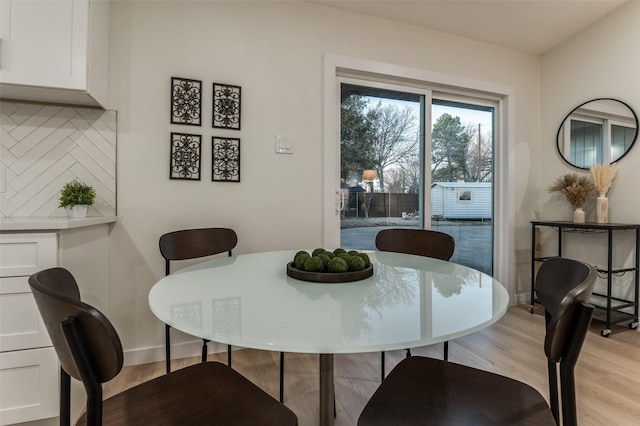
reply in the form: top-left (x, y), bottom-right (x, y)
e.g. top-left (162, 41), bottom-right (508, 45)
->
top-left (556, 98), bottom-right (639, 169)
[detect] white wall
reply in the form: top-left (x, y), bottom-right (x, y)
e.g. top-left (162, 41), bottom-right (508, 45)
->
top-left (540, 1), bottom-right (640, 301)
top-left (107, 1), bottom-right (540, 358)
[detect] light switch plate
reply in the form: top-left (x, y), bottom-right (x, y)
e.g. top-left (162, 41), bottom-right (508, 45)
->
top-left (275, 135), bottom-right (294, 154)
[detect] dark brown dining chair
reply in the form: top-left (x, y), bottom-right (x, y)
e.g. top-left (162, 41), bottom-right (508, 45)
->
top-left (375, 228), bottom-right (455, 379)
top-left (28, 267), bottom-right (298, 426)
top-left (358, 257), bottom-right (597, 426)
top-left (159, 227), bottom-right (237, 373)
top-left (159, 227), bottom-right (287, 403)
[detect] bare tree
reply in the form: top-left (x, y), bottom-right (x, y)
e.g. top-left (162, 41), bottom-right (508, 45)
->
top-left (464, 124), bottom-right (493, 182)
top-left (369, 103), bottom-right (419, 192)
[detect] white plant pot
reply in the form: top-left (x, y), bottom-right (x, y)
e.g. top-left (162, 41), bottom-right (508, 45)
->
top-left (66, 204), bottom-right (89, 218)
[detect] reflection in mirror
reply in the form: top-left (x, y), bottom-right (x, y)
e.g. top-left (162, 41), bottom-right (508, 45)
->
top-left (557, 98), bottom-right (638, 169)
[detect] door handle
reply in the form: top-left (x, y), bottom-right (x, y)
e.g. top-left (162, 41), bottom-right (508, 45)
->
top-left (335, 189), bottom-right (346, 213)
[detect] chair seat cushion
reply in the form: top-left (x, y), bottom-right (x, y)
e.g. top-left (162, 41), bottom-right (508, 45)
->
top-left (77, 362), bottom-right (297, 425)
top-left (359, 356), bottom-right (555, 426)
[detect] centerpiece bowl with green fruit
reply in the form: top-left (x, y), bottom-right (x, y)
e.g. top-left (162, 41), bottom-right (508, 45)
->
top-left (286, 248), bottom-right (373, 283)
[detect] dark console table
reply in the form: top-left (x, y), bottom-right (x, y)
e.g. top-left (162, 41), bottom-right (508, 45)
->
top-left (530, 221), bottom-right (640, 337)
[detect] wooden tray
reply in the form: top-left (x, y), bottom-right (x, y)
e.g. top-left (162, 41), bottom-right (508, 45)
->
top-left (286, 262), bottom-right (373, 283)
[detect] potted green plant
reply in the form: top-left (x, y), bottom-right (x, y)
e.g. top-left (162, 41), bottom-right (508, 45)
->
top-left (58, 180), bottom-right (96, 218)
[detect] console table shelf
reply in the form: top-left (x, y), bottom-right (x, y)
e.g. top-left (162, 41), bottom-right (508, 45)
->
top-left (530, 221), bottom-right (640, 337)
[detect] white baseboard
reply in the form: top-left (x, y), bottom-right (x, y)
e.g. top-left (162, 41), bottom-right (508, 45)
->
top-left (123, 340), bottom-right (230, 366)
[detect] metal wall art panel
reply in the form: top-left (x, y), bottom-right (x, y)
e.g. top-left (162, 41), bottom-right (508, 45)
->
top-left (171, 77), bottom-right (202, 126)
top-left (170, 132), bottom-right (202, 180)
top-left (212, 83), bottom-right (241, 130)
top-left (212, 137), bottom-right (240, 182)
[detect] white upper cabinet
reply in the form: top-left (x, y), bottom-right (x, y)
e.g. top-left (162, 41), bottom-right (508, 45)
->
top-left (0, 0), bottom-right (109, 108)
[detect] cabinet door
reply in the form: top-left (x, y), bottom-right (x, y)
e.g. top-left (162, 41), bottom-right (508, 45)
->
top-left (0, 277), bottom-right (52, 352)
top-left (0, 233), bottom-right (57, 278)
top-left (0, 347), bottom-right (59, 425)
top-left (0, 0), bottom-right (89, 89)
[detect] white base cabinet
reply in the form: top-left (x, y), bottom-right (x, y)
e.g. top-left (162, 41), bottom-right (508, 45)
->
top-left (0, 222), bottom-right (113, 425)
top-left (0, 348), bottom-right (59, 425)
top-left (0, 233), bottom-right (58, 425)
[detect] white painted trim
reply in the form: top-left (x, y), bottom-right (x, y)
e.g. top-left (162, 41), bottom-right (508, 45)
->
top-left (123, 339), bottom-right (231, 367)
top-left (322, 53), bottom-right (516, 302)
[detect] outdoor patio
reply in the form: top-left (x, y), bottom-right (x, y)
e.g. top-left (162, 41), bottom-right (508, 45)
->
top-left (340, 217), bottom-right (492, 275)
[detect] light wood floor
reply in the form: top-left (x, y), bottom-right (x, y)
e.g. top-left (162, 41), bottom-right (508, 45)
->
top-left (104, 305), bottom-right (640, 425)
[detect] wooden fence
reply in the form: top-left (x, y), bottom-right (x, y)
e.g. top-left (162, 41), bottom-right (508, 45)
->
top-left (344, 193), bottom-right (419, 218)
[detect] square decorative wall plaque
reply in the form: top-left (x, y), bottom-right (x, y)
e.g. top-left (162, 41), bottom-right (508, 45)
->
top-left (170, 132), bottom-right (202, 180)
top-left (171, 77), bottom-right (202, 126)
top-left (212, 83), bottom-right (241, 130)
top-left (212, 137), bottom-right (240, 182)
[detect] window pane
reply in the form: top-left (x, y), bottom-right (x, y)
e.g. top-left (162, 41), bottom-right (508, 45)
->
top-left (570, 120), bottom-right (602, 167)
top-left (611, 124), bottom-right (635, 162)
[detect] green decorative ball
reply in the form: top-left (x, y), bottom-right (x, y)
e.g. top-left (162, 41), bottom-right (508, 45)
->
top-left (294, 252), bottom-right (311, 269)
top-left (294, 250), bottom-right (309, 261)
top-left (327, 257), bottom-right (349, 273)
top-left (304, 256), bottom-right (325, 272)
top-left (318, 253), bottom-right (331, 268)
top-left (346, 255), bottom-right (366, 271)
top-left (333, 248), bottom-right (347, 256)
top-left (312, 248), bottom-right (327, 257)
top-left (338, 252), bottom-right (351, 260)
top-left (358, 253), bottom-right (371, 267)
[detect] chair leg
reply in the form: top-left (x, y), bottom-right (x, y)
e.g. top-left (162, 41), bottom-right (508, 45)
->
top-left (165, 324), bottom-right (171, 373)
top-left (280, 352), bottom-right (285, 403)
top-left (228, 344), bottom-right (232, 367)
top-left (60, 367), bottom-right (71, 426)
top-left (201, 339), bottom-right (209, 363)
top-left (548, 359), bottom-right (560, 424)
top-left (380, 352), bottom-right (385, 381)
top-left (405, 348), bottom-right (411, 358)
top-left (443, 341), bottom-right (449, 361)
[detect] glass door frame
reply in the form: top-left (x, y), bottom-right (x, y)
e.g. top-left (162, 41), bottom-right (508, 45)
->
top-left (338, 76), bottom-right (431, 233)
top-left (322, 53), bottom-right (516, 300)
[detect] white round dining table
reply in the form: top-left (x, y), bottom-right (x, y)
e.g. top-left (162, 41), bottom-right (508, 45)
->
top-left (149, 249), bottom-right (509, 426)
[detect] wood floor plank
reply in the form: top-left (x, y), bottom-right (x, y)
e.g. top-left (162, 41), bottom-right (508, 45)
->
top-left (104, 306), bottom-right (640, 426)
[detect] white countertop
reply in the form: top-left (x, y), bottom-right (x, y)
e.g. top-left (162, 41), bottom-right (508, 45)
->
top-left (0, 216), bottom-right (117, 231)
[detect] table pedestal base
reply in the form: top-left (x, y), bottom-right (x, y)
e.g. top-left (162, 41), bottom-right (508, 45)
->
top-left (319, 354), bottom-right (334, 426)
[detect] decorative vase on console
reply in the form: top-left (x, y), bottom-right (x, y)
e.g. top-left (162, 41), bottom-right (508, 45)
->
top-left (548, 173), bottom-right (594, 224)
top-left (590, 163), bottom-right (618, 224)
top-left (596, 193), bottom-right (609, 223)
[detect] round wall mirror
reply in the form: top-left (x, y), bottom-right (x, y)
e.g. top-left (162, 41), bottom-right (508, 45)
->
top-left (556, 98), bottom-right (639, 169)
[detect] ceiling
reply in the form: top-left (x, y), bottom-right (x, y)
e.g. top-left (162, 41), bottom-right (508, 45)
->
top-left (309, 0), bottom-right (628, 54)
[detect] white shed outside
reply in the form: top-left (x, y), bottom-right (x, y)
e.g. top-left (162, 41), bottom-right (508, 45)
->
top-left (431, 182), bottom-right (492, 220)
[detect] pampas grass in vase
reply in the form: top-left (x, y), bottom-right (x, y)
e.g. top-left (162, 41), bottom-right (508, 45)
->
top-left (548, 173), bottom-right (595, 223)
top-left (590, 163), bottom-right (618, 223)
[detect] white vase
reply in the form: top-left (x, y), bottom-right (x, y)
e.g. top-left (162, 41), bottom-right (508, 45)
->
top-left (66, 204), bottom-right (89, 218)
top-left (573, 207), bottom-right (585, 223)
top-left (596, 193), bottom-right (609, 224)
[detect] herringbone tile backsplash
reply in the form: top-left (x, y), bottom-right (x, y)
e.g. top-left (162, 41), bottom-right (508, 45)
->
top-left (0, 101), bottom-right (116, 218)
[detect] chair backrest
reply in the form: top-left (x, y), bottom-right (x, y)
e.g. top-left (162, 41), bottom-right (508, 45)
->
top-left (159, 228), bottom-right (238, 275)
top-left (28, 267), bottom-right (123, 384)
top-left (375, 228), bottom-right (455, 261)
top-left (534, 257), bottom-right (597, 426)
top-left (535, 257), bottom-right (597, 362)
